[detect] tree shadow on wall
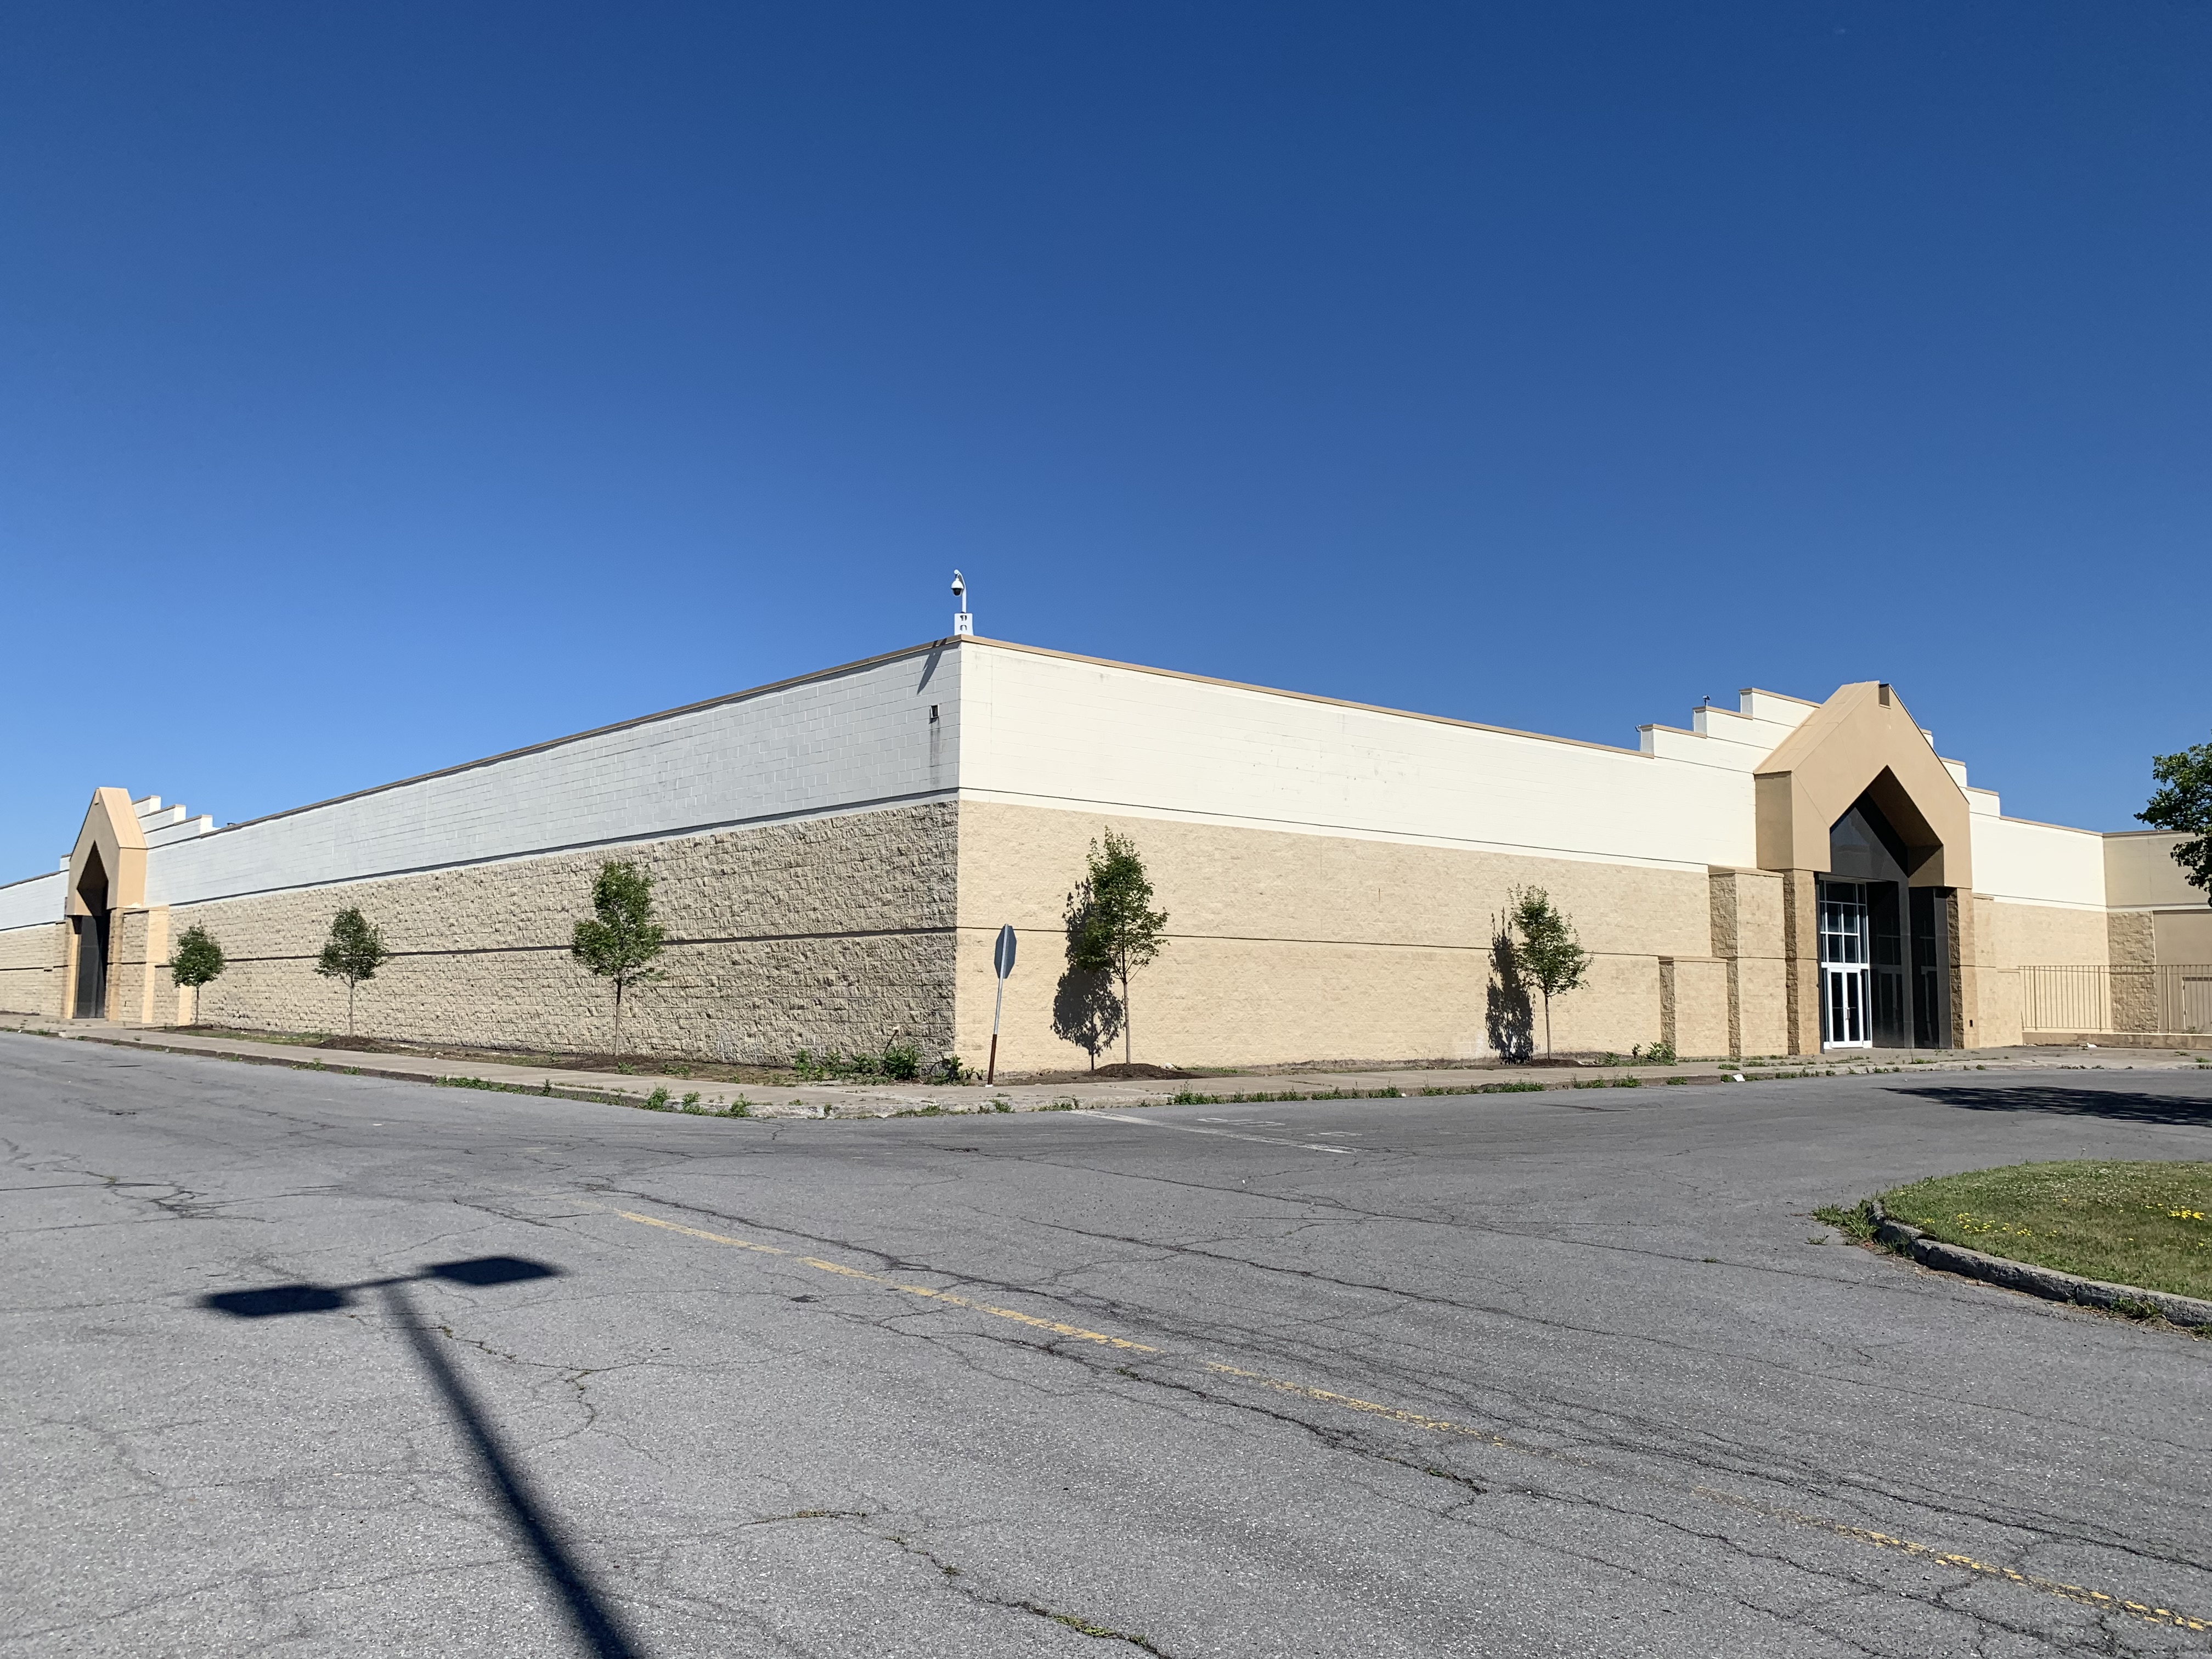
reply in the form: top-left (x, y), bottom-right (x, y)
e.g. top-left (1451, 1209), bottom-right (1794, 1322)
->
top-left (1486, 926), bottom-right (1534, 1062)
top-left (1052, 966), bottom-right (1125, 1073)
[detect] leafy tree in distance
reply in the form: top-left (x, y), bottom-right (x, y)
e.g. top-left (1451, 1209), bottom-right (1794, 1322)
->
top-left (2140, 733), bottom-right (2212, 904)
top-left (1065, 831), bottom-right (1167, 1066)
top-left (170, 923), bottom-right (226, 1025)
top-left (571, 860), bottom-right (668, 1063)
top-left (1505, 887), bottom-right (1591, 1057)
top-left (315, 907), bottom-right (390, 1038)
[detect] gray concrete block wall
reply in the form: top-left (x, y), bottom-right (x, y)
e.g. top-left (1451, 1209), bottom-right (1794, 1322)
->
top-left (177, 802), bottom-right (958, 1062)
top-left (0, 871), bottom-right (64, 932)
top-left (0, 921), bottom-right (63, 1017)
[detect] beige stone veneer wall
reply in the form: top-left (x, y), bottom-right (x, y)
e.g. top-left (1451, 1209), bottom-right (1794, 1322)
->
top-left (149, 803), bottom-right (957, 1061)
top-left (953, 800), bottom-right (1728, 1071)
top-left (0, 921), bottom-right (64, 1017)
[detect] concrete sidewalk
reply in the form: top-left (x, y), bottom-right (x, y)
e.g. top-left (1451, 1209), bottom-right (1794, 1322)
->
top-left (3, 1013), bottom-right (2200, 1119)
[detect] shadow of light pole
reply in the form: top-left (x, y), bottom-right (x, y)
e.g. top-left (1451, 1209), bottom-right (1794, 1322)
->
top-left (201, 1256), bottom-right (644, 1659)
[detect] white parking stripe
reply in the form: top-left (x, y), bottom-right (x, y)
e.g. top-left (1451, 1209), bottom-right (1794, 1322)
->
top-left (1075, 1111), bottom-right (1356, 1155)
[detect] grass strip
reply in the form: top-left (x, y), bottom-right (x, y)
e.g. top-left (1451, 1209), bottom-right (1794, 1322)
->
top-left (1875, 1160), bottom-right (2212, 1302)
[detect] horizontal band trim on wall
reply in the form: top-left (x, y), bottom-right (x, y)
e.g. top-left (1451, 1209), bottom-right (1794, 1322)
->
top-left (950, 924), bottom-right (1756, 961)
top-left (954, 787), bottom-right (1721, 874)
top-left (154, 789), bottom-right (960, 911)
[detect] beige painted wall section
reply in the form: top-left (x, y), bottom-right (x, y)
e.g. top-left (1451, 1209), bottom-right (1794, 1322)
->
top-left (170, 804), bottom-right (957, 1060)
top-left (0, 923), bottom-right (65, 1017)
top-left (2155, 911), bottom-right (2212, 966)
top-left (2104, 831), bottom-right (2200, 910)
top-left (953, 800), bottom-right (1722, 1071)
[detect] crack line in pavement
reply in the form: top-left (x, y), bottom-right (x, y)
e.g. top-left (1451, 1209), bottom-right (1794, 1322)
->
top-left (1205, 1362), bottom-right (2212, 1638)
top-left (601, 1197), bottom-right (2212, 1641)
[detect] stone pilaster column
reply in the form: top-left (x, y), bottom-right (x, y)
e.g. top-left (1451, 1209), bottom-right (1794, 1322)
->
top-left (1781, 869), bottom-right (1821, 1056)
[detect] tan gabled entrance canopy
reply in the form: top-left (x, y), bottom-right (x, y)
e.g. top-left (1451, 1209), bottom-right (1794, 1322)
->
top-left (66, 787), bottom-right (147, 918)
top-left (1754, 681), bottom-right (1972, 889)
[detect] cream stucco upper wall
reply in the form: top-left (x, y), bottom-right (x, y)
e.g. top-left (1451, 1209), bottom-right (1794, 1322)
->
top-left (1639, 689), bottom-right (1814, 771)
top-left (2105, 830), bottom-right (2204, 910)
top-left (4, 631), bottom-right (2162, 927)
top-left (958, 642), bottom-right (1757, 870)
top-left (140, 646), bottom-right (959, 907)
top-left (1970, 812), bottom-right (2108, 909)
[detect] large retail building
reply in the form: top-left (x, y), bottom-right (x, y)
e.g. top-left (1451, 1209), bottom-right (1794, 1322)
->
top-left (2, 634), bottom-right (2204, 1066)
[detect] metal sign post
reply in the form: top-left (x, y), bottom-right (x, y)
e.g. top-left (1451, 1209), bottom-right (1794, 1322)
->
top-left (986, 923), bottom-right (1017, 1085)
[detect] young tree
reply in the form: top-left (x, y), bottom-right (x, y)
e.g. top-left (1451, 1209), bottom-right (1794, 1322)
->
top-left (1052, 890), bottom-right (1126, 1072)
top-left (571, 860), bottom-right (668, 1063)
top-left (315, 907), bottom-right (390, 1038)
top-left (1483, 923), bottom-right (1534, 1062)
top-left (2140, 733), bottom-right (2212, 904)
top-left (1051, 968), bottom-right (1125, 1072)
top-left (170, 923), bottom-right (227, 1025)
top-left (1065, 831), bottom-right (1168, 1066)
top-left (1506, 886), bottom-right (1591, 1057)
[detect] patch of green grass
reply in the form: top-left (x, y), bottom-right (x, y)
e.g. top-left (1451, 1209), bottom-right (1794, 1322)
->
top-left (1880, 1161), bottom-right (2212, 1301)
top-left (1814, 1199), bottom-right (1879, 1242)
top-left (438, 1074), bottom-right (533, 1094)
top-left (1165, 1085), bottom-right (1412, 1106)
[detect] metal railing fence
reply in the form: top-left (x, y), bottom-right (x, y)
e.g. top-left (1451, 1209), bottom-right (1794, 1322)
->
top-left (2019, 964), bottom-right (2212, 1035)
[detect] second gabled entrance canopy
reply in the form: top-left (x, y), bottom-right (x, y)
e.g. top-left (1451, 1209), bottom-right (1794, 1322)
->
top-left (1753, 681), bottom-right (1972, 889)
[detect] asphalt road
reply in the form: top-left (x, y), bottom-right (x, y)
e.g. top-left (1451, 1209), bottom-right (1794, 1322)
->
top-left (5, 1032), bottom-right (2211, 1658)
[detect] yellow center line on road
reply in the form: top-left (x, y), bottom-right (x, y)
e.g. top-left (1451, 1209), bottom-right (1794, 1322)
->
top-left (613, 1207), bottom-right (1156, 1352)
top-left (1203, 1361), bottom-right (1536, 1453)
top-left (1694, 1487), bottom-right (2212, 1633)
top-left (595, 1200), bottom-right (2206, 1634)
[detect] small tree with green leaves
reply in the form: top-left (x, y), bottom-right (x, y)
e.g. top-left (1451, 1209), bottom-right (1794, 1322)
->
top-left (1065, 831), bottom-right (1168, 1066)
top-left (2140, 733), bottom-right (2212, 905)
top-left (170, 923), bottom-right (226, 1025)
top-left (571, 860), bottom-right (668, 1062)
top-left (1506, 886), bottom-right (1590, 1056)
top-left (315, 907), bottom-right (390, 1038)
top-left (1052, 888), bottom-right (1126, 1072)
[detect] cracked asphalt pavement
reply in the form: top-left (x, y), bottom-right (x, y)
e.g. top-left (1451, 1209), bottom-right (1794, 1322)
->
top-left (5, 1032), bottom-right (2210, 1657)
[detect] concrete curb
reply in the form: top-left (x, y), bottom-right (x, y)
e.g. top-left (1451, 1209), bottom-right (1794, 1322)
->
top-left (1869, 1200), bottom-right (2212, 1328)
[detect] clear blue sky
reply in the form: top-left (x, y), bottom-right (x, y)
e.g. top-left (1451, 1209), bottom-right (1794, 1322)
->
top-left (3, 2), bottom-right (2205, 879)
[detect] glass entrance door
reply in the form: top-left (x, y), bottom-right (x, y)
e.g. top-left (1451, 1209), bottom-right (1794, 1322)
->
top-left (1819, 882), bottom-right (1871, 1049)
